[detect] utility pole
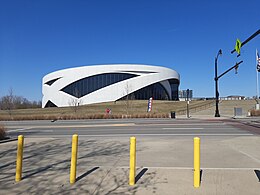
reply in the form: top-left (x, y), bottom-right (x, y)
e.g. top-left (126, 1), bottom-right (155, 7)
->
top-left (214, 59), bottom-right (243, 117)
top-left (214, 50), bottom-right (222, 117)
top-left (187, 89), bottom-right (190, 118)
top-left (214, 29), bottom-right (259, 117)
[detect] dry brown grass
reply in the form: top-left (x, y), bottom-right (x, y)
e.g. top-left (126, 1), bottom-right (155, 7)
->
top-left (0, 124), bottom-right (6, 139)
top-left (0, 100), bottom-right (215, 120)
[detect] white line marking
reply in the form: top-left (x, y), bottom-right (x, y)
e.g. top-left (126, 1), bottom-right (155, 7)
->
top-left (146, 167), bottom-right (260, 170)
top-left (31, 133), bottom-right (254, 137)
top-left (163, 128), bottom-right (204, 130)
top-left (6, 123), bottom-right (136, 129)
top-left (145, 123), bottom-right (226, 126)
top-left (79, 133), bottom-right (254, 136)
top-left (7, 128), bottom-right (32, 132)
top-left (236, 150), bottom-right (260, 163)
top-left (22, 130), bottom-right (54, 133)
top-left (7, 128), bottom-right (54, 133)
top-left (78, 166), bottom-right (260, 170)
top-left (7, 129), bottom-right (25, 132)
top-left (202, 167), bottom-right (260, 170)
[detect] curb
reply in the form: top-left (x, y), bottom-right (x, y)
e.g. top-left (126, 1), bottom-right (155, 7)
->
top-left (0, 137), bottom-right (18, 144)
top-left (241, 122), bottom-right (260, 129)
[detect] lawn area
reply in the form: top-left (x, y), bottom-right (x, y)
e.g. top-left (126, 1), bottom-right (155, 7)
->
top-left (0, 100), bottom-right (215, 120)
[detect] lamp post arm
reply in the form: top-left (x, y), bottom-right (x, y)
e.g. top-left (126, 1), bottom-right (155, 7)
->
top-left (216, 61), bottom-right (243, 80)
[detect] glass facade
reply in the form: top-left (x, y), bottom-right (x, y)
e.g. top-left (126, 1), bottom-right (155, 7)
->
top-left (61, 73), bottom-right (179, 101)
top-left (122, 82), bottom-right (169, 100)
top-left (45, 77), bottom-right (61, 86)
top-left (120, 79), bottom-right (179, 101)
top-left (44, 100), bottom-right (57, 107)
top-left (169, 79), bottom-right (179, 100)
top-left (61, 73), bottom-right (138, 98)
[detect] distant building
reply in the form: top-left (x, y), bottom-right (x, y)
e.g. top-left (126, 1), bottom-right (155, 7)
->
top-left (42, 64), bottom-right (180, 108)
top-left (220, 95), bottom-right (246, 100)
top-left (179, 89), bottom-right (193, 100)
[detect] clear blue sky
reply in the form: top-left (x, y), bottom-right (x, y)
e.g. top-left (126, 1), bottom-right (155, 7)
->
top-left (0, 0), bottom-right (259, 101)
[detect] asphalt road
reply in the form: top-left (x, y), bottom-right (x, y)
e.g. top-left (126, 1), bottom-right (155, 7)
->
top-left (3, 118), bottom-right (257, 138)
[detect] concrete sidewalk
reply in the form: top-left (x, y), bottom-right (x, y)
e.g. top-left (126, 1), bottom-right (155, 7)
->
top-left (1, 136), bottom-right (260, 194)
top-left (177, 114), bottom-right (260, 130)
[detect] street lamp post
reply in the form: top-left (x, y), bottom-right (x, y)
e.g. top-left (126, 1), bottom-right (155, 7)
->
top-left (186, 89), bottom-right (190, 118)
top-left (214, 49), bottom-right (222, 117)
top-left (213, 30), bottom-right (257, 117)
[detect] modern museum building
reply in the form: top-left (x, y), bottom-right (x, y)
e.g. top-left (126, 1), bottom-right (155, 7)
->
top-left (42, 64), bottom-right (180, 108)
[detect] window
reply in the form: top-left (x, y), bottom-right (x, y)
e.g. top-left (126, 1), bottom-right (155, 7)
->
top-left (61, 73), bottom-right (138, 98)
top-left (119, 82), bottom-right (171, 101)
top-left (45, 77), bottom-right (61, 86)
top-left (168, 79), bottom-right (179, 100)
top-left (44, 100), bottom-right (57, 108)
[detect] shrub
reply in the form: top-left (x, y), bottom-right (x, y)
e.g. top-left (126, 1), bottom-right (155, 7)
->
top-left (250, 109), bottom-right (260, 116)
top-left (0, 124), bottom-right (6, 140)
top-left (0, 111), bottom-right (171, 121)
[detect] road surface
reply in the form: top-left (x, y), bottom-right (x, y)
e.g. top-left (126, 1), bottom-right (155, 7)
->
top-left (3, 118), bottom-right (257, 138)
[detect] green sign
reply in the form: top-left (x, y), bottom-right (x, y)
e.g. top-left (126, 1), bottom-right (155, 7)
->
top-left (235, 39), bottom-right (242, 54)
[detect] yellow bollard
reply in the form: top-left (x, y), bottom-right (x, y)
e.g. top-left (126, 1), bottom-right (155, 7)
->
top-left (194, 137), bottom-right (200, 188)
top-left (15, 135), bottom-right (24, 182)
top-left (129, 137), bottom-right (136, 186)
top-left (70, 134), bottom-right (78, 184)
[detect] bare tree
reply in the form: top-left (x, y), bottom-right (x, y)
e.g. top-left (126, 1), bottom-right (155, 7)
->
top-left (123, 82), bottom-right (135, 115)
top-left (1, 88), bottom-right (15, 115)
top-left (0, 88), bottom-right (42, 110)
top-left (68, 98), bottom-right (82, 113)
top-left (68, 89), bottom-right (82, 113)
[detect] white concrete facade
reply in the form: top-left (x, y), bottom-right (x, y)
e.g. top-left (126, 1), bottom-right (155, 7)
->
top-left (42, 64), bottom-right (180, 107)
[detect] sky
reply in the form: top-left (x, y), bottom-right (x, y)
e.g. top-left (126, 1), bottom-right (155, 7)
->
top-left (0, 0), bottom-right (259, 101)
